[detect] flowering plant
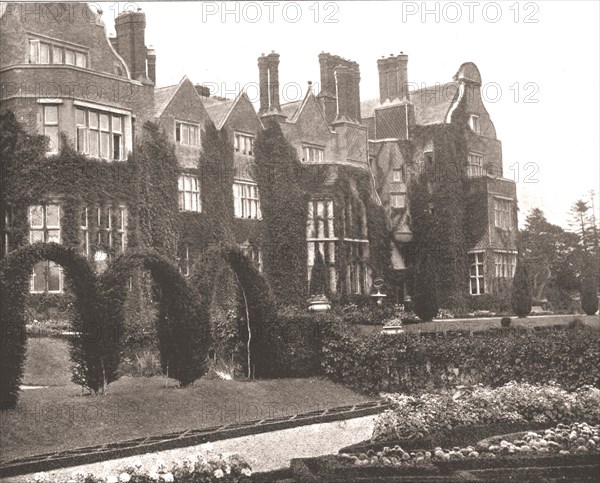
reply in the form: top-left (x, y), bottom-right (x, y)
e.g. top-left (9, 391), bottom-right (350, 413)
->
top-left (27, 451), bottom-right (252, 483)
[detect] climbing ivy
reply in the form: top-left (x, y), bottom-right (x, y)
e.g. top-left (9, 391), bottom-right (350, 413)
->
top-left (254, 121), bottom-right (309, 303)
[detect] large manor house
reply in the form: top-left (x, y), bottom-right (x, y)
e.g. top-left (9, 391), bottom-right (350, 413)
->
top-left (0, 2), bottom-right (518, 304)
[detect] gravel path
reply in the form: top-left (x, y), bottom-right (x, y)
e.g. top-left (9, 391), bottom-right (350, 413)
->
top-left (8, 415), bottom-right (377, 481)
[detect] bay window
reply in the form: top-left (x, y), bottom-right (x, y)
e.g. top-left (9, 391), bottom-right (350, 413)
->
top-left (469, 252), bottom-right (485, 295)
top-left (76, 107), bottom-right (124, 161)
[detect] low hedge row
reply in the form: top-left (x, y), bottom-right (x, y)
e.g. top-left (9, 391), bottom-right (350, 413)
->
top-left (320, 322), bottom-right (600, 395)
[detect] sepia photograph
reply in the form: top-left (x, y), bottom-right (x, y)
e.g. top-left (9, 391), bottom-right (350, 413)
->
top-left (0, 1), bottom-right (599, 481)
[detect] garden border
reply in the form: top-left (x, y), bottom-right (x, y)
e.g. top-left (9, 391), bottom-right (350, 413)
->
top-left (0, 400), bottom-right (390, 478)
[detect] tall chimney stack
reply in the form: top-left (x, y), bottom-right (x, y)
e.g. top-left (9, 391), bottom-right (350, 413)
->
top-left (146, 47), bottom-right (156, 85)
top-left (258, 54), bottom-right (269, 115)
top-left (267, 52), bottom-right (281, 112)
top-left (114, 10), bottom-right (148, 81)
top-left (377, 57), bottom-right (389, 103)
top-left (377, 53), bottom-right (409, 103)
top-left (334, 65), bottom-right (352, 122)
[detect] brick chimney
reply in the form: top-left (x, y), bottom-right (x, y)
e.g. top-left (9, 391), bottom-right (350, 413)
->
top-left (349, 61), bottom-right (361, 123)
top-left (266, 52), bottom-right (281, 112)
top-left (317, 52), bottom-right (338, 124)
top-left (378, 53), bottom-right (410, 103)
top-left (146, 47), bottom-right (156, 85)
top-left (114, 10), bottom-right (148, 81)
top-left (194, 84), bottom-right (210, 98)
top-left (257, 54), bottom-right (269, 115)
top-left (334, 65), bottom-right (352, 122)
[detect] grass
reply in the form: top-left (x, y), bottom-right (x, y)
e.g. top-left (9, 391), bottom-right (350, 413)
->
top-left (356, 313), bottom-right (600, 336)
top-left (1, 338), bottom-right (373, 462)
top-left (22, 338), bottom-right (73, 387)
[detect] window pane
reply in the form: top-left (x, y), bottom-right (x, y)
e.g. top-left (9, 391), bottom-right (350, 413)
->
top-left (76, 108), bottom-right (86, 125)
top-left (52, 46), bottom-right (63, 64)
top-left (113, 134), bottom-right (122, 160)
top-left (100, 132), bottom-right (110, 158)
top-left (30, 206), bottom-right (44, 227)
top-left (30, 230), bottom-right (44, 243)
top-left (112, 116), bottom-right (122, 133)
top-left (32, 262), bottom-right (46, 291)
top-left (89, 130), bottom-right (99, 157)
top-left (40, 43), bottom-right (50, 63)
top-left (47, 262), bottom-right (61, 291)
top-left (44, 105), bottom-right (58, 124)
top-left (81, 207), bottom-right (88, 227)
top-left (47, 229), bottom-right (60, 243)
top-left (65, 49), bottom-right (75, 65)
top-left (178, 176), bottom-right (184, 190)
top-left (75, 52), bottom-right (86, 68)
top-left (45, 126), bottom-right (59, 153)
top-left (89, 112), bottom-right (99, 130)
top-left (29, 40), bottom-right (39, 63)
top-left (46, 205), bottom-right (59, 226)
top-left (100, 114), bottom-right (109, 131)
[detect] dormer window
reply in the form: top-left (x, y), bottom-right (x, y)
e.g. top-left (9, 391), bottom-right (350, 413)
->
top-left (302, 145), bottom-right (324, 163)
top-left (469, 114), bottom-right (480, 134)
top-left (234, 133), bottom-right (254, 156)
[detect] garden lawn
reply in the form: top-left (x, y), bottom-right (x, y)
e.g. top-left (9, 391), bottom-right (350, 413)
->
top-left (21, 337), bottom-right (73, 387)
top-left (0, 376), bottom-right (373, 462)
top-left (356, 314), bottom-right (600, 335)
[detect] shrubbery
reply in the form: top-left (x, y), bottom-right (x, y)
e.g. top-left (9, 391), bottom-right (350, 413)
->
top-left (511, 257), bottom-right (532, 317)
top-left (321, 321), bottom-right (600, 395)
top-left (581, 268), bottom-right (599, 315)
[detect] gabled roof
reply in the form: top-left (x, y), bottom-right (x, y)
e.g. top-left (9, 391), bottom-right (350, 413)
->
top-left (154, 75), bottom-right (204, 118)
top-left (361, 81), bottom-right (459, 126)
top-left (204, 91), bottom-right (262, 131)
top-left (203, 96), bottom-right (236, 129)
top-left (283, 90), bottom-right (331, 128)
top-left (280, 100), bottom-right (302, 120)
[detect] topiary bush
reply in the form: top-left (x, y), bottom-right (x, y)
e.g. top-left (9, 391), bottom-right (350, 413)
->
top-left (581, 268), bottom-right (599, 316)
top-left (511, 257), bottom-right (532, 317)
top-left (500, 317), bottom-right (512, 328)
top-left (0, 243), bottom-right (103, 405)
top-left (99, 250), bottom-right (209, 387)
top-left (413, 258), bottom-right (438, 322)
top-left (309, 249), bottom-right (328, 297)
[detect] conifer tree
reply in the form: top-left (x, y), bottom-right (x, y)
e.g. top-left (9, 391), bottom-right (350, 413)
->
top-left (511, 256), bottom-right (532, 317)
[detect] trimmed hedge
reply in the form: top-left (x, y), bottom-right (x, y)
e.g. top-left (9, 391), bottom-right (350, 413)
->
top-left (321, 321), bottom-right (600, 395)
top-left (0, 243), bottom-right (101, 404)
top-left (100, 250), bottom-right (210, 386)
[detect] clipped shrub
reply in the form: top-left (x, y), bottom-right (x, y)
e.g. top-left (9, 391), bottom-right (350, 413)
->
top-left (100, 250), bottom-right (209, 387)
top-left (321, 322), bottom-right (600, 395)
top-left (581, 268), bottom-right (599, 316)
top-left (309, 249), bottom-right (328, 296)
top-left (511, 257), bottom-right (532, 317)
top-left (0, 243), bottom-right (102, 405)
top-left (413, 258), bottom-right (438, 322)
top-left (500, 317), bottom-right (512, 328)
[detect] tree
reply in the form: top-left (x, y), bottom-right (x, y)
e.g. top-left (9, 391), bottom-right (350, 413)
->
top-left (309, 248), bottom-right (328, 296)
top-left (413, 257), bottom-right (438, 322)
top-left (581, 267), bottom-right (599, 315)
top-left (519, 208), bottom-right (580, 309)
top-left (511, 256), bottom-right (532, 317)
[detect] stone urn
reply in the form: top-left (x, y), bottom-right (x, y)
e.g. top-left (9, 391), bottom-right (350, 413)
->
top-left (307, 294), bottom-right (331, 312)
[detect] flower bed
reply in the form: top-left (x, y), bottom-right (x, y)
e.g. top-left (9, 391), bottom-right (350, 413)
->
top-left (291, 423), bottom-right (600, 482)
top-left (27, 452), bottom-right (252, 483)
top-left (372, 383), bottom-right (600, 443)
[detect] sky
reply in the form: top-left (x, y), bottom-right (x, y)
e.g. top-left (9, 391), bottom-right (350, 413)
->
top-left (100, 1), bottom-right (600, 230)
